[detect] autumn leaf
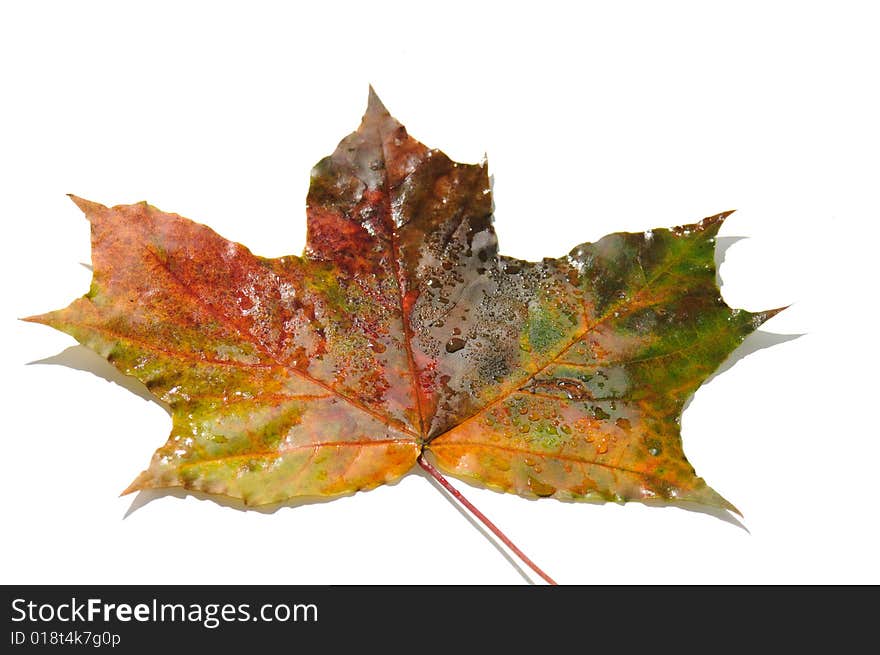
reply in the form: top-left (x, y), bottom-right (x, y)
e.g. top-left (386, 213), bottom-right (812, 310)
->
top-left (27, 88), bottom-right (780, 564)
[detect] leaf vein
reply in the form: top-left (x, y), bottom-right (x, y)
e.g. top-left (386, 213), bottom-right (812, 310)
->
top-left (178, 438), bottom-right (417, 470)
top-left (141, 248), bottom-right (421, 439)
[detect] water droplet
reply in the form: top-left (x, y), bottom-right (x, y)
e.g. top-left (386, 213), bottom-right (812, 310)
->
top-left (452, 327), bottom-right (461, 335)
top-left (527, 476), bottom-right (555, 497)
top-left (445, 337), bottom-right (466, 353)
top-left (519, 424), bottom-right (529, 433)
top-left (518, 406), bottom-right (528, 415)
top-left (592, 406), bottom-right (610, 420)
top-left (561, 424), bottom-right (572, 434)
top-left (369, 340), bottom-right (386, 353)
top-left (426, 277), bottom-right (441, 289)
top-left (554, 378), bottom-right (590, 400)
top-left (648, 446), bottom-right (661, 456)
top-left (596, 441), bottom-right (609, 454)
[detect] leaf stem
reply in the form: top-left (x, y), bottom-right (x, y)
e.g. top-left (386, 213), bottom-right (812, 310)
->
top-left (417, 454), bottom-right (558, 585)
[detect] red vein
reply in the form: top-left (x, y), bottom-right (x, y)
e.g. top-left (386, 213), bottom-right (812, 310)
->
top-left (418, 455), bottom-right (557, 585)
top-left (142, 248), bottom-right (420, 439)
top-left (338, 438), bottom-right (370, 484)
top-left (82, 324), bottom-right (280, 369)
top-left (285, 446), bottom-right (319, 490)
top-left (429, 441), bottom-right (655, 480)
top-left (432, 231), bottom-right (711, 442)
top-left (376, 129), bottom-right (426, 438)
top-left (175, 392), bottom-right (333, 405)
top-left (558, 331), bottom-right (716, 369)
top-left (512, 390), bottom-right (610, 404)
top-left (179, 438), bottom-right (416, 470)
top-left (530, 284), bottom-right (677, 376)
top-left (551, 360), bottom-right (602, 370)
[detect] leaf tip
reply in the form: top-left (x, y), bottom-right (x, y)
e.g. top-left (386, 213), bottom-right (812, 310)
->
top-left (366, 84), bottom-right (390, 118)
top-left (754, 305), bottom-right (789, 326)
top-left (701, 209), bottom-right (736, 231)
top-left (121, 471), bottom-right (152, 497)
top-left (723, 498), bottom-right (743, 518)
top-left (20, 312), bottom-right (53, 326)
top-left (67, 194), bottom-right (107, 219)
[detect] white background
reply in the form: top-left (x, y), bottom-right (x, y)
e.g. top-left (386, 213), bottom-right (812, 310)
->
top-left (1, 1), bottom-right (877, 585)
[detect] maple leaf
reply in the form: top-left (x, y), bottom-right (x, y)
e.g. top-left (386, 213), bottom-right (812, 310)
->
top-left (28, 88), bottom-right (780, 541)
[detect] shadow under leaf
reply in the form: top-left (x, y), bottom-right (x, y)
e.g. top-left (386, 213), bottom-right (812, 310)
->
top-left (122, 483), bottom-right (367, 519)
top-left (696, 330), bottom-right (803, 395)
top-left (28, 345), bottom-right (170, 416)
top-left (416, 466), bottom-right (535, 584)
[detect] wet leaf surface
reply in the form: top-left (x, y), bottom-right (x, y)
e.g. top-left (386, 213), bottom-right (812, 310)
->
top-left (28, 89), bottom-right (780, 511)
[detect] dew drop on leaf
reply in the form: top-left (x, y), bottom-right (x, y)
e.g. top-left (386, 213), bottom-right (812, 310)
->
top-left (445, 337), bottom-right (466, 353)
